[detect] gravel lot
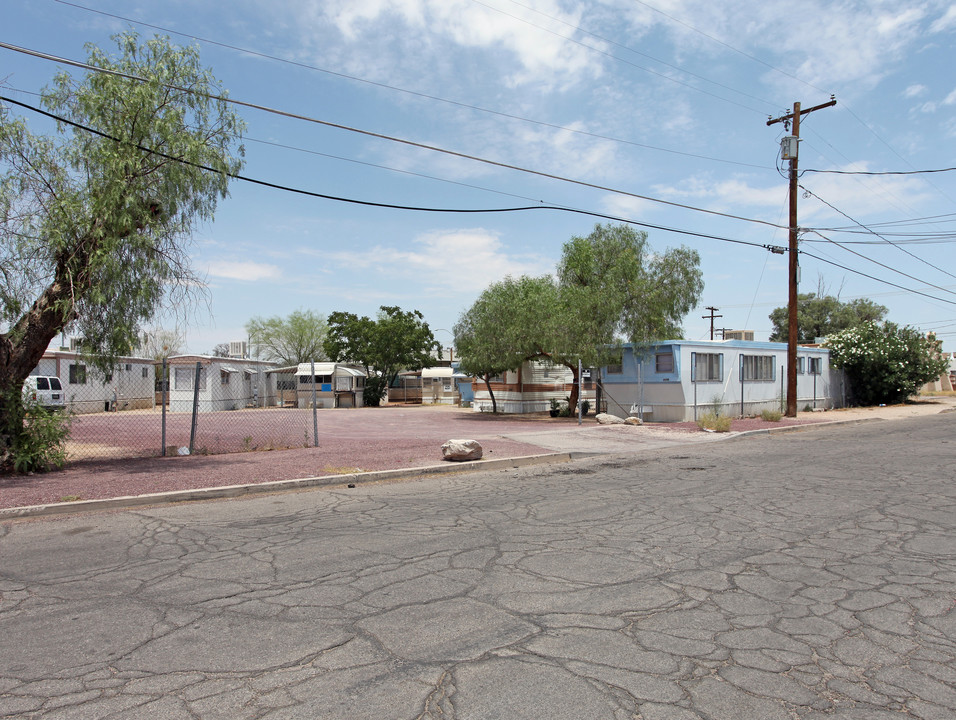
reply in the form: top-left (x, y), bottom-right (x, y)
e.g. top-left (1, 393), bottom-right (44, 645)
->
top-left (3, 399), bottom-right (952, 511)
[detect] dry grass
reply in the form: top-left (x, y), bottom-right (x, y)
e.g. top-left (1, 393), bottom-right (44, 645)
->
top-left (696, 412), bottom-right (732, 432)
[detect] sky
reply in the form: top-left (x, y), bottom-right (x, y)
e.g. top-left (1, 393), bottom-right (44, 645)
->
top-left (3, 0), bottom-right (956, 355)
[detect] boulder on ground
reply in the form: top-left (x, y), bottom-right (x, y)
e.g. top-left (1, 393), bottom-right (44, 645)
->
top-left (624, 416), bottom-right (644, 426)
top-left (442, 438), bottom-right (483, 461)
top-left (595, 413), bottom-right (626, 425)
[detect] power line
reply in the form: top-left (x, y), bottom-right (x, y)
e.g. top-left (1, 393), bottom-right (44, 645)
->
top-left (9, 92), bottom-right (955, 311)
top-left (468, 0), bottom-right (770, 113)
top-left (0, 40), bottom-right (789, 231)
top-left (799, 248), bottom-right (956, 307)
top-left (499, 0), bottom-right (779, 108)
top-left (47, 0), bottom-right (769, 170)
top-left (0, 94), bottom-right (780, 253)
top-left (804, 166), bottom-right (956, 176)
top-left (799, 184), bottom-right (956, 282)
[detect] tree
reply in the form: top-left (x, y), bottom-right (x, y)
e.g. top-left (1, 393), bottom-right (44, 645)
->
top-left (138, 328), bottom-right (185, 361)
top-left (826, 322), bottom-right (949, 406)
top-left (0, 32), bottom-right (244, 468)
top-left (769, 293), bottom-right (887, 343)
top-left (246, 309), bottom-right (328, 366)
top-left (454, 275), bottom-right (557, 413)
top-left (454, 223), bottom-right (704, 410)
top-left (324, 306), bottom-right (440, 406)
top-left (211, 343), bottom-right (231, 358)
top-left (555, 223), bottom-right (703, 407)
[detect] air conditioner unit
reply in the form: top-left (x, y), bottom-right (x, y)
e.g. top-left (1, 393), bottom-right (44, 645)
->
top-left (724, 330), bottom-right (755, 341)
top-left (229, 341), bottom-right (248, 359)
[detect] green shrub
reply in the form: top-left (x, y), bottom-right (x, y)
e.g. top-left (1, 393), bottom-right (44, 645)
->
top-left (826, 322), bottom-right (949, 406)
top-left (697, 412), bottom-right (731, 432)
top-left (760, 408), bottom-right (783, 422)
top-left (362, 376), bottom-right (388, 406)
top-left (12, 399), bottom-right (72, 473)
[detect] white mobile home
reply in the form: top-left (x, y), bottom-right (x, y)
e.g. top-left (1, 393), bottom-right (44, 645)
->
top-left (471, 358), bottom-right (595, 414)
top-left (167, 355), bottom-right (278, 412)
top-left (30, 351), bottom-right (155, 414)
top-left (295, 363), bottom-right (365, 408)
top-left (600, 340), bottom-right (839, 422)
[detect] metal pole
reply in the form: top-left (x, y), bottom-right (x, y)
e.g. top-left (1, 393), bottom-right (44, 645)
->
top-left (188, 361), bottom-right (201, 454)
top-left (577, 359), bottom-right (583, 425)
top-left (813, 371), bottom-right (817, 409)
top-left (693, 379), bottom-right (698, 421)
top-left (741, 357), bottom-right (745, 417)
top-left (161, 358), bottom-right (167, 456)
top-left (311, 360), bottom-right (319, 447)
top-left (639, 363), bottom-right (645, 422)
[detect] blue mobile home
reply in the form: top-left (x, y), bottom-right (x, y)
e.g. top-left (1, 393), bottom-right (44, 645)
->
top-left (601, 340), bottom-right (839, 421)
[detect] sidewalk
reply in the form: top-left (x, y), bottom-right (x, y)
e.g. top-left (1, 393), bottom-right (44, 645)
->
top-left (2, 396), bottom-right (953, 518)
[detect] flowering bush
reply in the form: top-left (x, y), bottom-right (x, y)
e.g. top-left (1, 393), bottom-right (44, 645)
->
top-left (826, 322), bottom-right (948, 406)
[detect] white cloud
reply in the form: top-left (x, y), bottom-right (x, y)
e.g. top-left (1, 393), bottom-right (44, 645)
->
top-left (943, 88), bottom-right (956, 106)
top-left (324, 228), bottom-right (553, 294)
top-left (903, 84), bottom-right (928, 98)
top-left (599, 194), bottom-right (657, 219)
top-left (930, 4), bottom-right (956, 32)
top-left (653, 175), bottom-right (787, 210)
top-left (292, 0), bottom-right (603, 89)
top-left (206, 261), bottom-right (282, 282)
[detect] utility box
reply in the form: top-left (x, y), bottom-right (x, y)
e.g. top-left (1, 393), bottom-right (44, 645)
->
top-left (780, 136), bottom-right (799, 160)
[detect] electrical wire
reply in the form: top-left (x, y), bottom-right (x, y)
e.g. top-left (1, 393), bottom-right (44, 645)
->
top-left (799, 184), bottom-right (956, 282)
top-left (0, 41), bottom-right (790, 231)
top-left (0, 94), bottom-right (780, 254)
top-left (498, 0), bottom-right (779, 108)
top-left (10, 91), bottom-right (956, 310)
top-left (804, 166), bottom-right (956, 176)
top-left (467, 0), bottom-right (770, 113)
top-left (47, 0), bottom-right (770, 170)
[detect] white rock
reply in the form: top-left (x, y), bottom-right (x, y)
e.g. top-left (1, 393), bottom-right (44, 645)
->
top-left (624, 416), bottom-right (643, 425)
top-left (595, 413), bottom-right (626, 425)
top-left (441, 438), bottom-right (483, 461)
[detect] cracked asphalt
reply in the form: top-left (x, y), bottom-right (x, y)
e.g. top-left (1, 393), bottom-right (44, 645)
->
top-left (1, 412), bottom-right (955, 719)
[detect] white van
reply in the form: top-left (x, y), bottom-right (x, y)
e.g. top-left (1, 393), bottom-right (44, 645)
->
top-left (23, 376), bottom-right (65, 409)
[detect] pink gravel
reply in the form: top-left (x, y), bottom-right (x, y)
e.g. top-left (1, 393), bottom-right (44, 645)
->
top-left (0, 405), bottom-right (837, 510)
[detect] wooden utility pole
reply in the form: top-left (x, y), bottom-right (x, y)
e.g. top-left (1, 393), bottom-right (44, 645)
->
top-left (767, 97), bottom-right (836, 417)
top-left (702, 306), bottom-right (722, 341)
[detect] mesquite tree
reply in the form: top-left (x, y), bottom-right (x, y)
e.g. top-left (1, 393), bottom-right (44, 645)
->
top-left (0, 33), bottom-right (245, 468)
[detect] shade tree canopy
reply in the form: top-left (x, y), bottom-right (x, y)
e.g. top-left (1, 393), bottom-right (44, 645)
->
top-left (246, 309), bottom-right (328, 366)
top-left (0, 32), bottom-right (245, 468)
top-left (324, 306), bottom-right (440, 406)
top-left (454, 223), bottom-right (704, 410)
top-left (769, 292), bottom-right (888, 344)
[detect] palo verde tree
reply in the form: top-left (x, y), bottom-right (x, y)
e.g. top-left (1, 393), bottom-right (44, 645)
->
top-left (324, 306), bottom-right (440, 406)
top-left (0, 32), bottom-right (245, 469)
top-left (246, 309), bottom-right (328, 366)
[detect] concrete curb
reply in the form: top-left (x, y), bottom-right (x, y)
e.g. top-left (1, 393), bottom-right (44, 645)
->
top-left (728, 416), bottom-right (885, 440)
top-left (0, 451), bottom-right (589, 520)
top-left (0, 414), bottom-right (908, 520)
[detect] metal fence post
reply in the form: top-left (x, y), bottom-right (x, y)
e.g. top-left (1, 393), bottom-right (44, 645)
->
top-left (639, 363), bottom-right (645, 422)
top-left (189, 361), bottom-right (201, 454)
top-left (161, 358), bottom-right (167, 456)
top-left (311, 360), bottom-right (319, 447)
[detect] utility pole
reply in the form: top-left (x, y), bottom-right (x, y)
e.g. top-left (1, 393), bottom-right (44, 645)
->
top-left (702, 306), bottom-right (722, 341)
top-left (767, 97), bottom-right (836, 417)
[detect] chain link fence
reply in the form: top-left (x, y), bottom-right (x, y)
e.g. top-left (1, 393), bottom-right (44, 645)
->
top-left (35, 356), bottom-right (368, 462)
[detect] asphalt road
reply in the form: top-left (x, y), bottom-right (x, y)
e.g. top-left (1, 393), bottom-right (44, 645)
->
top-left (1, 413), bottom-right (955, 719)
